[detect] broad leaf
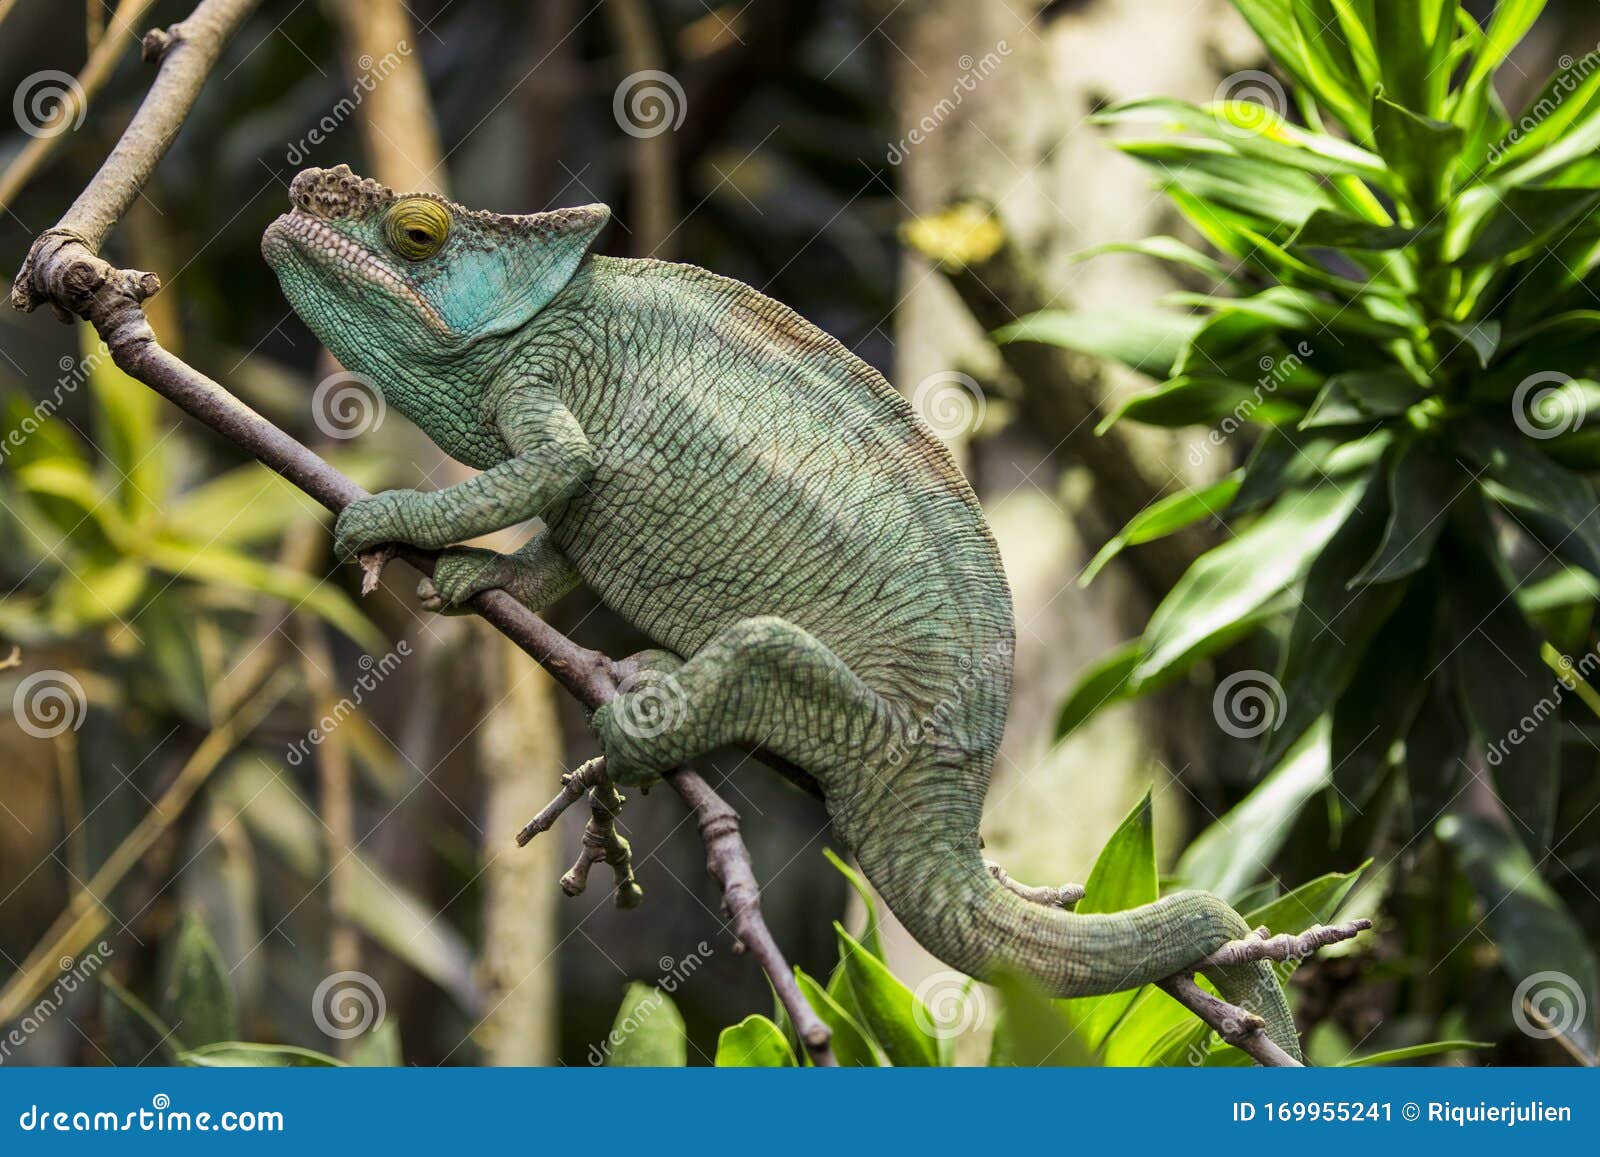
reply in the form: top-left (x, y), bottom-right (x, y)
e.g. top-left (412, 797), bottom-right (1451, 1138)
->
top-left (714, 1015), bottom-right (797, 1067)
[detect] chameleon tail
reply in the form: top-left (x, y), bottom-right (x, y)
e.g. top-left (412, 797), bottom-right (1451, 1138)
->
top-left (841, 803), bottom-right (1301, 1061)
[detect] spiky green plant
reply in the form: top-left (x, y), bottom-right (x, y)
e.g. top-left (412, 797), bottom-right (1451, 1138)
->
top-left (1004, 0), bottom-right (1599, 1059)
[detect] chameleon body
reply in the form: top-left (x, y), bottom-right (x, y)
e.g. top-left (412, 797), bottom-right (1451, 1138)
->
top-left (264, 165), bottom-right (1299, 1058)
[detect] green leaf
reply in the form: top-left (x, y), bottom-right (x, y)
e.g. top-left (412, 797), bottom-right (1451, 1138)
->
top-left (1071, 236), bottom-right (1237, 284)
top-left (714, 1015), bottom-right (797, 1067)
top-left (1100, 375), bottom-right (1301, 434)
top-left (1166, 285), bottom-right (1411, 342)
top-left (132, 592), bottom-right (211, 724)
top-left (160, 913), bottom-right (237, 1049)
top-left (1350, 440), bottom-right (1461, 585)
top-left (994, 308), bottom-right (1203, 379)
top-left (1517, 566), bottom-right (1600, 617)
top-left (1331, 573), bottom-right (1438, 809)
top-left (1441, 529), bottom-right (1559, 854)
top-left (349, 1019), bottom-right (403, 1067)
top-left (1299, 370), bottom-right (1425, 428)
top-left (101, 975), bottom-right (183, 1066)
top-left (834, 924), bottom-right (939, 1066)
top-left (1440, 320), bottom-right (1502, 369)
top-left (1094, 98), bottom-right (1388, 182)
top-left (823, 848), bottom-right (884, 959)
top-left (1292, 209), bottom-right (1431, 250)
top-left (1053, 641), bottom-right (1141, 741)
top-left (1456, 420), bottom-right (1600, 581)
top-left (1177, 721), bottom-right (1330, 900)
top-left (181, 1042), bottom-right (344, 1067)
top-left (1084, 476), bottom-right (1241, 584)
top-left (1339, 1039), bottom-right (1492, 1066)
top-left (83, 323), bottom-right (165, 523)
top-left (1370, 0), bottom-right (1456, 117)
top-left (1062, 792), bottom-right (1157, 1050)
top-left (1371, 93), bottom-right (1463, 213)
top-left (1438, 813), bottom-right (1598, 1059)
top-left (988, 970), bottom-right (1094, 1067)
top-left (1123, 144), bottom-right (1339, 228)
top-left (1462, 0), bottom-right (1548, 98)
top-left (1447, 186), bottom-right (1600, 265)
top-left (605, 983), bottom-right (688, 1066)
top-left (793, 968), bottom-right (881, 1066)
top-left (1256, 478), bottom-right (1409, 773)
top-left (1230, 427), bottom-right (1393, 515)
top-left (1244, 864), bottom-right (1367, 932)
top-left (145, 538), bottom-right (386, 654)
top-left (1136, 481), bottom-right (1364, 683)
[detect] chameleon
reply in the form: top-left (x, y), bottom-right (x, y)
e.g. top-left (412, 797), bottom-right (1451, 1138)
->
top-left (263, 164), bottom-right (1300, 1059)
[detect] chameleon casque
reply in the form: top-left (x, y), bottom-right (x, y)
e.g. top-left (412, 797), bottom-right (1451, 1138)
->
top-left (263, 164), bottom-right (1299, 1059)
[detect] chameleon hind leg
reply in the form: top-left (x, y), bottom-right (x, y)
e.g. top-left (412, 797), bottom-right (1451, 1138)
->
top-left (593, 616), bottom-right (889, 789)
top-left (417, 532), bottom-right (579, 614)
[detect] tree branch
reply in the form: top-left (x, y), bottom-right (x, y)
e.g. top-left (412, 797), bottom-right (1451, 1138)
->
top-left (10, 0), bottom-right (834, 1068)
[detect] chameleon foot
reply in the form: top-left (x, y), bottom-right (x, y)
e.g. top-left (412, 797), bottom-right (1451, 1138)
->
top-left (987, 861), bottom-right (1085, 909)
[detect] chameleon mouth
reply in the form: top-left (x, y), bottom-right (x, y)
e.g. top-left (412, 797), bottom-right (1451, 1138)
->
top-left (263, 209), bottom-right (450, 335)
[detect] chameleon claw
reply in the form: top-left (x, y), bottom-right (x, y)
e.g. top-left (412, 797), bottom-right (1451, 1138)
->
top-left (988, 861), bottom-right (1085, 909)
top-left (357, 545), bottom-right (395, 595)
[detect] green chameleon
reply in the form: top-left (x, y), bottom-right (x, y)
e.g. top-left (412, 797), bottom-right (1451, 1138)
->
top-left (264, 164), bottom-right (1300, 1058)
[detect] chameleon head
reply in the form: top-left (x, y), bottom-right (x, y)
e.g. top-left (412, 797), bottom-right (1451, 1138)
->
top-left (262, 164), bottom-right (610, 370)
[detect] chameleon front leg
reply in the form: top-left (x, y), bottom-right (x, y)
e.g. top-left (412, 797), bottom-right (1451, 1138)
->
top-left (333, 390), bottom-right (595, 560)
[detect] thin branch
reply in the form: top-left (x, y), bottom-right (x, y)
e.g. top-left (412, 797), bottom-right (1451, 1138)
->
top-left (1157, 973), bottom-right (1302, 1068)
top-left (10, 0), bottom-right (834, 1066)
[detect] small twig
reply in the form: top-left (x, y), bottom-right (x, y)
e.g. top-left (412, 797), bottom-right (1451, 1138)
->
top-left (1158, 973), bottom-right (1302, 1068)
top-left (558, 770), bottom-right (643, 909)
top-left (516, 756), bottom-right (607, 846)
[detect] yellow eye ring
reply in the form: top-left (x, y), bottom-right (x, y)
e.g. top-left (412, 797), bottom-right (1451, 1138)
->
top-left (383, 198), bottom-right (451, 261)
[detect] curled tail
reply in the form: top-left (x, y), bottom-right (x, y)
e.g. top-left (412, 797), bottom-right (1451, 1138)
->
top-left (835, 784), bottom-right (1301, 1062)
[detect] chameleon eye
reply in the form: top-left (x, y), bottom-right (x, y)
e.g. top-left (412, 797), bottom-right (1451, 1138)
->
top-left (383, 198), bottom-right (451, 261)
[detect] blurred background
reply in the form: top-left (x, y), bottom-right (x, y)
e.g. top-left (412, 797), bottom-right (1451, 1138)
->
top-left (1, 0), bottom-right (1596, 1067)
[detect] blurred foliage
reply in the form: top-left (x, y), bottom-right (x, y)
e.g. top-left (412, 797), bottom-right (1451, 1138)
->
top-left (1025, 0), bottom-right (1600, 1063)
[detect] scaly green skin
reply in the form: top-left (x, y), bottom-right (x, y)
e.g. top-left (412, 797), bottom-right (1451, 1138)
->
top-left (263, 165), bottom-right (1300, 1059)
